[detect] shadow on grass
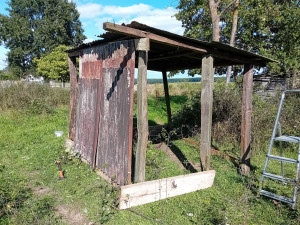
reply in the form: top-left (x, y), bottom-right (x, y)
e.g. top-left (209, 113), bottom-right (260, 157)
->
top-left (169, 143), bottom-right (198, 173)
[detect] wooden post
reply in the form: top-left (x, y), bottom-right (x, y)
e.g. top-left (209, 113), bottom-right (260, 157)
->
top-left (240, 64), bottom-right (254, 175)
top-left (162, 71), bottom-right (172, 130)
top-left (134, 38), bottom-right (149, 183)
top-left (68, 56), bottom-right (77, 141)
top-left (200, 55), bottom-right (214, 171)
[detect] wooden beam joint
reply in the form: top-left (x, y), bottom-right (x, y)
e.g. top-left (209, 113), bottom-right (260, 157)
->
top-left (135, 38), bottom-right (150, 51)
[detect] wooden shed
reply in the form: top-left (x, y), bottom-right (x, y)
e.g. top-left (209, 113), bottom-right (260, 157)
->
top-left (66, 21), bottom-right (275, 207)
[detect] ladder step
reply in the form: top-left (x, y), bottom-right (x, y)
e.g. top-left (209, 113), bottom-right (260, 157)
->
top-left (263, 172), bottom-right (296, 183)
top-left (274, 135), bottom-right (300, 143)
top-left (267, 155), bottom-right (298, 163)
top-left (260, 190), bottom-right (294, 205)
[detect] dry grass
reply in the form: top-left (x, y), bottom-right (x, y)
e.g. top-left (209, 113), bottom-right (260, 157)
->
top-left (146, 82), bottom-right (201, 97)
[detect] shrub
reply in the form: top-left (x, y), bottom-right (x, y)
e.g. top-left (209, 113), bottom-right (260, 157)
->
top-left (172, 79), bottom-right (300, 154)
top-left (0, 82), bottom-right (69, 114)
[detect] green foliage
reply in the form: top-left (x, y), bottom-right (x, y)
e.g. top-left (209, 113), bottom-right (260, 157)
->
top-left (34, 45), bottom-right (69, 82)
top-left (176, 0), bottom-right (300, 76)
top-left (0, 82), bottom-right (69, 114)
top-left (0, 0), bottom-right (86, 77)
top-left (0, 68), bottom-right (19, 80)
top-left (172, 80), bottom-right (300, 153)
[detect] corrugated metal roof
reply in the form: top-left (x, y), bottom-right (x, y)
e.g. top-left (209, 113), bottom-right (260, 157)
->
top-left (67, 21), bottom-right (277, 71)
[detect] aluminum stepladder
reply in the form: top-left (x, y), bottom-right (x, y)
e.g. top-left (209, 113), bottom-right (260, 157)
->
top-left (260, 89), bottom-right (300, 209)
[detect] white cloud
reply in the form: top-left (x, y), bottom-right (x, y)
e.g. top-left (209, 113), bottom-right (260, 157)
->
top-left (78, 3), bottom-right (152, 19)
top-left (77, 3), bottom-right (102, 18)
top-left (96, 17), bottom-right (115, 34)
top-left (131, 7), bottom-right (184, 35)
top-left (101, 4), bottom-right (152, 18)
top-left (93, 6), bottom-right (184, 36)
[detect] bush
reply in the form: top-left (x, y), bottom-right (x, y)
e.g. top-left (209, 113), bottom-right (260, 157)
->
top-left (0, 82), bottom-right (69, 114)
top-left (172, 79), bottom-right (300, 154)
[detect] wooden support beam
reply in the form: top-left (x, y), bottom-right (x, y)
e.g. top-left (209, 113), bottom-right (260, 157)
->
top-left (162, 71), bottom-right (172, 130)
top-left (120, 170), bottom-right (216, 209)
top-left (240, 64), bottom-right (254, 176)
top-left (68, 51), bottom-right (81, 57)
top-left (149, 51), bottom-right (193, 62)
top-left (103, 22), bottom-right (208, 54)
top-left (200, 55), bottom-right (214, 171)
top-left (68, 56), bottom-right (78, 140)
top-left (134, 47), bottom-right (149, 183)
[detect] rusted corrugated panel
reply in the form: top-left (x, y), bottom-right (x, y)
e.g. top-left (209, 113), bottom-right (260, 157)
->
top-left (74, 78), bottom-right (99, 164)
top-left (75, 40), bottom-right (135, 184)
top-left (96, 68), bottom-right (133, 185)
top-left (96, 40), bottom-right (135, 186)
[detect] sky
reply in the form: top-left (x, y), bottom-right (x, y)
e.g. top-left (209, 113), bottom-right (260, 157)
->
top-left (0, 0), bottom-right (192, 79)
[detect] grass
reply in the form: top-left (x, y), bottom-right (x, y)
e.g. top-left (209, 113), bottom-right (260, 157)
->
top-left (1, 82), bottom-right (300, 224)
top-left (0, 108), bottom-right (118, 224)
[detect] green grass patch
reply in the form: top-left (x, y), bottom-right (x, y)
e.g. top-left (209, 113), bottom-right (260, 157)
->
top-left (1, 81), bottom-right (300, 224)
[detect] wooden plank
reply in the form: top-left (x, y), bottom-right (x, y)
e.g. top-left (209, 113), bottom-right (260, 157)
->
top-left (134, 50), bottom-right (149, 183)
top-left (119, 170), bottom-right (216, 209)
top-left (74, 78), bottom-right (99, 164)
top-left (240, 64), bottom-right (254, 175)
top-left (200, 55), bottom-right (214, 171)
top-left (68, 56), bottom-right (77, 140)
top-left (162, 71), bottom-right (172, 130)
top-left (103, 22), bottom-right (207, 54)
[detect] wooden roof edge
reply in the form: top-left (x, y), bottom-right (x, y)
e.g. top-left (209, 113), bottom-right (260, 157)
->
top-left (67, 21), bottom-right (278, 66)
top-left (102, 22), bottom-right (208, 54)
top-left (210, 41), bottom-right (278, 63)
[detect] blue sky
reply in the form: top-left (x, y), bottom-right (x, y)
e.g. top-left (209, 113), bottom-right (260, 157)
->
top-left (0, 0), bottom-right (192, 79)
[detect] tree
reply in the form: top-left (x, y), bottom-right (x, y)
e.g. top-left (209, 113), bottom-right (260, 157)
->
top-left (34, 45), bottom-right (69, 84)
top-left (0, 0), bottom-right (86, 77)
top-left (176, 0), bottom-right (300, 78)
top-left (226, 0), bottom-right (239, 85)
top-left (175, 0), bottom-right (239, 76)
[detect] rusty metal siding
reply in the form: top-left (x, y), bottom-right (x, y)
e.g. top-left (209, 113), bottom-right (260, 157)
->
top-left (75, 40), bottom-right (135, 185)
top-left (96, 40), bottom-right (135, 186)
top-left (75, 78), bottom-right (99, 163)
top-left (96, 68), bottom-right (133, 185)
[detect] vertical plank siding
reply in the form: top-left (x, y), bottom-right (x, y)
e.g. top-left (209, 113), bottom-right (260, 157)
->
top-left (74, 40), bottom-right (135, 185)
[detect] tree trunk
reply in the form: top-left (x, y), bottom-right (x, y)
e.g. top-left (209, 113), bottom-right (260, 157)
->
top-left (226, 0), bottom-right (239, 85)
top-left (208, 0), bottom-right (220, 42)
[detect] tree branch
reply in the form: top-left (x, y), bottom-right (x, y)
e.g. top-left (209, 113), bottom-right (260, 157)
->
top-left (219, 0), bottom-right (238, 17)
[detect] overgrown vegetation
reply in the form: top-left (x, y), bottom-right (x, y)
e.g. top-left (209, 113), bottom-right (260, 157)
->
top-left (1, 81), bottom-right (300, 224)
top-left (0, 82), bottom-right (69, 114)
